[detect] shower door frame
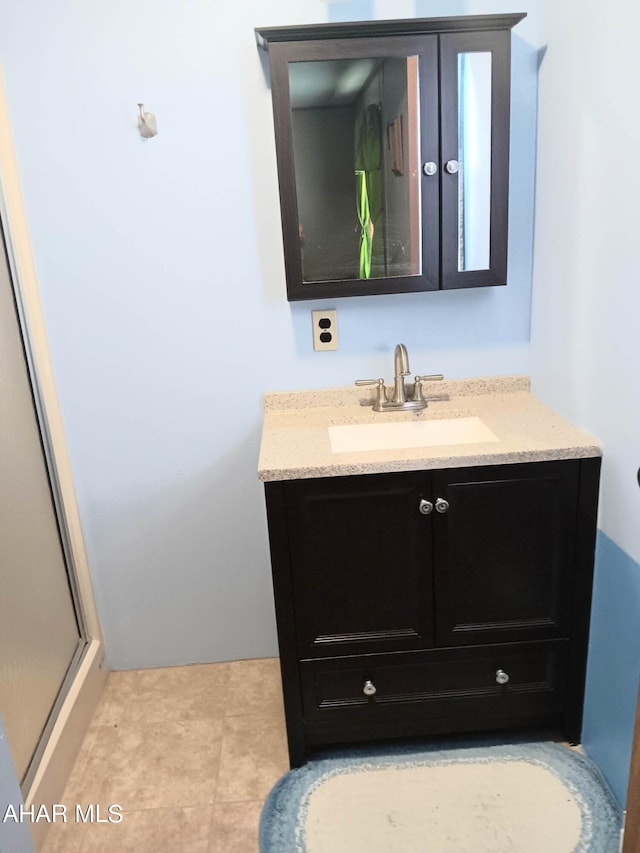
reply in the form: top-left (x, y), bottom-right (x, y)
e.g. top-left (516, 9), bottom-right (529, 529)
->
top-left (0, 70), bottom-right (107, 851)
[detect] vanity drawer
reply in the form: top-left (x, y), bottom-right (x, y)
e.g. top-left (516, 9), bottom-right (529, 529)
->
top-left (300, 640), bottom-right (569, 726)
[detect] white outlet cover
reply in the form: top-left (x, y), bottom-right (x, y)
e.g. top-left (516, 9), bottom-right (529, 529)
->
top-left (312, 310), bottom-right (338, 351)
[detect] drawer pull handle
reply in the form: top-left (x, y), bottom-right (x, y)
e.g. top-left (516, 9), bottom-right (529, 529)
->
top-left (435, 497), bottom-right (449, 513)
top-left (419, 499), bottom-right (433, 515)
top-left (363, 680), bottom-right (377, 697)
top-left (496, 669), bottom-right (510, 685)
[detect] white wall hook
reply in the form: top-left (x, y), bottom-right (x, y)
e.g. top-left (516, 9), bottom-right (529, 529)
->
top-left (137, 103), bottom-right (158, 138)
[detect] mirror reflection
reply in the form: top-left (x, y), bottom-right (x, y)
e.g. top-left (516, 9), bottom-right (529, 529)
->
top-left (288, 56), bottom-right (421, 283)
top-left (457, 52), bottom-right (492, 272)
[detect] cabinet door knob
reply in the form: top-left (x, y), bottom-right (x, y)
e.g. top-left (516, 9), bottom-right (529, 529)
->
top-left (496, 669), bottom-right (510, 685)
top-left (435, 497), bottom-right (449, 513)
top-left (445, 159), bottom-right (460, 174)
top-left (419, 499), bottom-right (434, 515)
top-left (423, 161), bottom-right (438, 176)
top-left (363, 680), bottom-right (377, 697)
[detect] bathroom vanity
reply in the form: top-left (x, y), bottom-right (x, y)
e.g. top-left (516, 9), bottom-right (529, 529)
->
top-left (258, 377), bottom-right (601, 767)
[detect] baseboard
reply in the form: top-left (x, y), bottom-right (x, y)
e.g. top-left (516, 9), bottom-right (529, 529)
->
top-left (24, 639), bottom-right (109, 851)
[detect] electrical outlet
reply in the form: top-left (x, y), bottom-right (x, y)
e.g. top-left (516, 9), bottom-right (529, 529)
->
top-left (312, 310), bottom-right (339, 351)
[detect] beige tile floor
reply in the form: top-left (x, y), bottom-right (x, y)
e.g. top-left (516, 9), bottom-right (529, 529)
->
top-left (41, 658), bottom-right (289, 853)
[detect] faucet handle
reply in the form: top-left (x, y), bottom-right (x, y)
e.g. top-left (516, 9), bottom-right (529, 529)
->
top-left (355, 378), bottom-right (387, 409)
top-left (356, 378), bottom-right (386, 387)
top-left (413, 374), bottom-right (444, 403)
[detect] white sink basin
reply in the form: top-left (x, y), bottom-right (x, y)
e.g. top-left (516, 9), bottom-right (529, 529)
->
top-left (328, 416), bottom-right (499, 454)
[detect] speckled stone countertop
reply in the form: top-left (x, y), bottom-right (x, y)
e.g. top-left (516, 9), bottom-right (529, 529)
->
top-left (258, 375), bottom-right (601, 482)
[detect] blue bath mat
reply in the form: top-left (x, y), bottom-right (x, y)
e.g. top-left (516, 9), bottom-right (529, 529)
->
top-left (260, 740), bottom-right (622, 852)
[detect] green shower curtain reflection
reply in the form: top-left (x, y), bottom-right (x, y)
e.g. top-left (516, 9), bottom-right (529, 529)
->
top-left (355, 170), bottom-right (372, 279)
top-left (355, 104), bottom-right (383, 279)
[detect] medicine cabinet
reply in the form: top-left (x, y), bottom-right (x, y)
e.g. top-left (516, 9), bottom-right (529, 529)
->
top-left (255, 14), bottom-right (526, 301)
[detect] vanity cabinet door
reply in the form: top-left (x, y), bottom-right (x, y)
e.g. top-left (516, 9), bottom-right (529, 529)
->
top-left (283, 471), bottom-right (435, 658)
top-left (432, 461), bottom-right (581, 647)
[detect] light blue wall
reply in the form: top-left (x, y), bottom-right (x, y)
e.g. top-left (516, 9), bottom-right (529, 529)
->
top-left (0, 0), bottom-right (538, 669)
top-left (530, 0), bottom-right (640, 806)
top-left (329, 0), bottom-right (374, 21)
top-left (0, 716), bottom-right (33, 853)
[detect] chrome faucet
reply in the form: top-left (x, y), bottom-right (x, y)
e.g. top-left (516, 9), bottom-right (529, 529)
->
top-left (356, 343), bottom-right (444, 412)
top-left (391, 343), bottom-right (410, 405)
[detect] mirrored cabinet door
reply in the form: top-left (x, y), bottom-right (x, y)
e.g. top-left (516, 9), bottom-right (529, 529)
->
top-left (268, 35), bottom-right (440, 300)
top-left (439, 30), bottom-right (512, 290)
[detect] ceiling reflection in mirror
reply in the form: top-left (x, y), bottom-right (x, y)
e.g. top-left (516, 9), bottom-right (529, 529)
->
top-left (457, 52), bottom-right (492, 272)
top-left (288, 56), bottom-right (421, 283)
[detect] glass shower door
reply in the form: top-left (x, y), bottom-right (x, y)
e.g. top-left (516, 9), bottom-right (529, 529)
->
top-left (0, 224), bottom-right (84, 786)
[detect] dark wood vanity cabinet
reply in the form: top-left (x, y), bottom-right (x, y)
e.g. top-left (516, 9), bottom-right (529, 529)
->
top-left (255, 14), bottom-right (526, 301)
top-left (264, 457), bottom-right (600, 766)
